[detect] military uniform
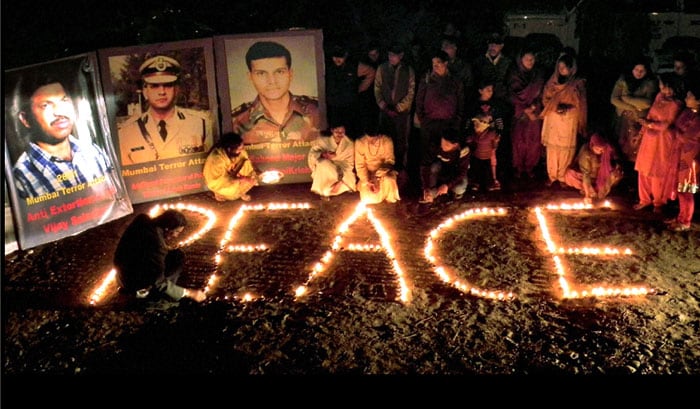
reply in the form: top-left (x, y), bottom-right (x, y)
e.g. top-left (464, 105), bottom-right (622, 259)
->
top-left (231, 93), bottom-right (321, 144)
top-left (119, 107), bottom-right (212, 164)
top-left (118, 55), bottom-right (214, 165)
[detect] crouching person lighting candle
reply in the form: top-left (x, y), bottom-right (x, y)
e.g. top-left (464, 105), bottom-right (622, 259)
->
top-left (114, 209), bottom-right (207, 303)
top-left (563, 133), bottom-right (623, 205)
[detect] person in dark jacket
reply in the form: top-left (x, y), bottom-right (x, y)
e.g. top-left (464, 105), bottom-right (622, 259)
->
top-left (374, 42), bottom-right (416, 171)
top-left (114, 209), bottom-right (206, 303)
top-left (325, 44), bottom-right (375, 139)
top-left (419, 127), bottom-right (470, 203)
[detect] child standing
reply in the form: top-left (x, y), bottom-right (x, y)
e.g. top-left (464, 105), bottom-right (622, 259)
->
top-left (466, 79), bottom-right (507, 190)
top-left (466, 112), bottom-right (501, 192)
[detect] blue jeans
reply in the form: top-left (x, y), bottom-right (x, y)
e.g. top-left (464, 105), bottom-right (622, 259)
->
top-left (425, 161), bottom-right (468, 197)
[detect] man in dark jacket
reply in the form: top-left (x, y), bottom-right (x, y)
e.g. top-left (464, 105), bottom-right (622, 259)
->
top-left (374, 42), bottom-right (416, 171)
top-left (325, 44), bottom-right (376, 139)
top-left (114, 209), bottom-right (206, 302)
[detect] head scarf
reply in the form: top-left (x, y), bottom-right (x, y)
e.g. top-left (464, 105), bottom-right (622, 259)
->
top-left (589, 133), bottom-right (614, 192)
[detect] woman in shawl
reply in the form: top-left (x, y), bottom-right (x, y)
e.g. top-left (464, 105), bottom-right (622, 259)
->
top-left (609, 56), bottom-right (658, 165)
top-left (540, 52), bottom-right (588, 187)
top-left (633, 72), bottom-right (684, 214)
top-left (508, 48), bottom-right (545, 179)
top-left (563, 133), bottom-right (623, 204)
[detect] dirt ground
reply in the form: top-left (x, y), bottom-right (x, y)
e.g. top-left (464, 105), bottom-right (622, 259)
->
top-left (3, 171), bottom-right (700, 384)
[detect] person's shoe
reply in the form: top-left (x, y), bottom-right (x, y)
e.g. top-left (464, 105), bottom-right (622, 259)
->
top-left (213, 193), bottom-right (227, 202)
top-left (320, 195), bottom-right (330, 202)
top-left (240, 194), bottom-right (251, 202)
top-left (669, 222), bottom-right (690, 232)
top-left (545, 179), bottom-right (555, 187)
top-left (663, 217), bottom-right (677, 225)
top-left (633, 202), bottom-right (650, 211)
top-left (487, 180), bottom-right (501, 191)
top-left (470, 184), bottom-right (480, 192)
top-left (454, 193), bottom-right (464, 200)
top-left (583, 197), bottom-right (593, 205)
top-left (653, 205), bottom-right (663, 214)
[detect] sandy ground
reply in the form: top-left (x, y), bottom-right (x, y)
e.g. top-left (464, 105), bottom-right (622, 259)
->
top-left (3, 172), bottom-right (700, 386)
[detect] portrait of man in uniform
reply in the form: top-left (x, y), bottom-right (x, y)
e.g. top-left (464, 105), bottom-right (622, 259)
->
top-left (231, 41), bottom-right (321, 145)
top-left (118, 55), bottom-right (213, 165)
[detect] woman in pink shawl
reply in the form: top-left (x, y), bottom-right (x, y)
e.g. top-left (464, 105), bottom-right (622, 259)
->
top-left (508, 48), bottom-right (545, 179)
top-left (663, 79), bottom-right (700, 232)
top-left (633, 72), bottom-right (684, 214)
top-left (563, 133), bottom-right (623, 204)
top-left (540, 53), bottom-right (587, 187)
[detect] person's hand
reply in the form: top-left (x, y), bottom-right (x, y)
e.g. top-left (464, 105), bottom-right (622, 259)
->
top-left (556, 103), bottom-right (572, 114)
top-left (368, 180), bottom-right (379, 193)
top-left (241, 176), bottom-right (257, 185)
top-left (524, 106), bottom-right (536, 121)
top-left (495, 117), bottom-right (504, 131)
top-left (330, 181), bottom-right (343, 194)
top-left (184, 288), bottom-right (206, 302)
top-left (437, 184), bottom-right (449, 196)
top-left (384, 104), bottom-right (399, 118)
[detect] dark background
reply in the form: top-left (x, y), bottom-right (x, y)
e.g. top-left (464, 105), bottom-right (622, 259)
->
top-left (2, 0), bottom-right (692, 69)
top-left (4, 1), bottom-right (694, 126)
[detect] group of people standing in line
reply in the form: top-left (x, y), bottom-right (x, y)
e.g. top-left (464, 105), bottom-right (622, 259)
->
top-left (116, 29), bottom-right (700, 305)
top-left (610, 52), bottom-right (700, 232)
top-left (202, 29), bottom-right (700, 233)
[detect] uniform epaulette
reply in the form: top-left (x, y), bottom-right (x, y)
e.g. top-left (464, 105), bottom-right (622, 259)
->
top-left (294, 95), bottom-right (318, 104)
top-left (120, 113), bottom-right (145, 128)
top-left (231, 102), bottom-right (253, 118)
top-left (177, 107), bottom-right (210, 120)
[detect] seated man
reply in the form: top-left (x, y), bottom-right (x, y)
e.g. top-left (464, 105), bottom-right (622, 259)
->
top-left (420, 128), bottom-right (470, 203)
top-left (563, 133), bottom-right (623, 204)
top-left (354, 127), bottom-right (400, 204)
top-left (203, 132), bottom-right (258, 202)
top-left (114, 209), bottom-right (206, 303)
top-left (308, 124), bottom-right (356, 201)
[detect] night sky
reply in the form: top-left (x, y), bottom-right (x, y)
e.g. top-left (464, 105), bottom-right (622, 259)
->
top-left (2, 0), bottom-right (689, 70)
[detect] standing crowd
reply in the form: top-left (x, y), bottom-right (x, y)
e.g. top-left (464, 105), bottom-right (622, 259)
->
top-left (207, 27), bottom-right (700, 233)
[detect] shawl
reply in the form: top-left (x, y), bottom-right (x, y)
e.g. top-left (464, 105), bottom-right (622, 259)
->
top-left (541, 55), bottom-right (588, 135)
top-left (589, 133), bottom-right (614, 192)
top-left (508, 55), bottom-right (544, 118)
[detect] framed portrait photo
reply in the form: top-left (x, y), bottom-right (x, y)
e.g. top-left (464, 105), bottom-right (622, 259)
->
top-left (98, 38), bottom-right (219, 203)
top-left (215, 29), bottom-right (327, 184)
top-left (3, 53), bottom-right (133, 250)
